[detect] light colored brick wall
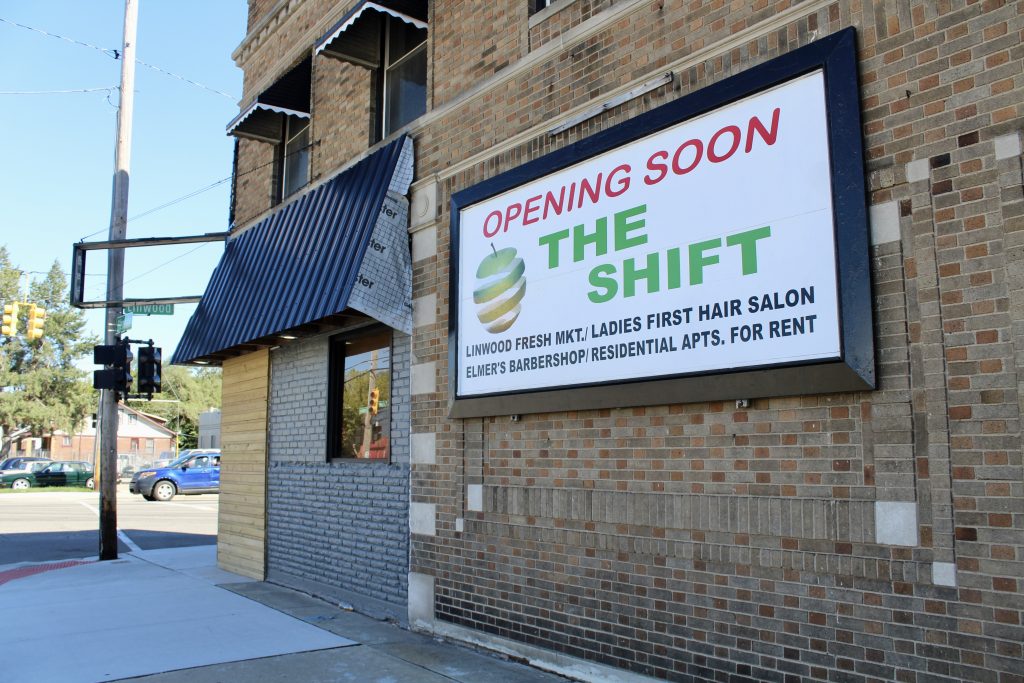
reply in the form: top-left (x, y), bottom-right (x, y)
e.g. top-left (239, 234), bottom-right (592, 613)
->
top-left (228, 0), bottom-right (1024, 679)
top-left (429, 0), bottom-right (524, 107)
top-left (236, 0), bottom-right (338, 100)
top-left (409, 2), bottom-right (1024, 681)
top-left (310, 55), bottom-right (373, 181)
top-left (265, 329), bottom-right (411, 612)
top-left (247, 0), bottom-right (279, 32)
top-left (527, 0), bottom-right (614, 50)
top-left (233, 137), bottom-right (276, 227)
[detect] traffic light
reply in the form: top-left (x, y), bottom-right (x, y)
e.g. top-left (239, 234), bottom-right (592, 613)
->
top-left (137, 344), bottom-right (162, 397)
top-left (26, 304), bottom-right (46, 341)
top-left (1, 302), bottom-right (18, 336)
top-left (119, 341), bottom-right (134, 395)
top-left (93, 339), bottom-right (133, 396)
top-left (369, 387), bottom-right (380, 415)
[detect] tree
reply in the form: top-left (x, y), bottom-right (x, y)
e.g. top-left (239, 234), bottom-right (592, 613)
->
top-left (0, 250), bottom-right (97, 455)
top-left (135, 365), bottom-right (221, 449)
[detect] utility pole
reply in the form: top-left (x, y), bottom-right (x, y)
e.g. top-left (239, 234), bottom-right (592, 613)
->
top-left (360, 350), bottom-right (379, 458)
top-left (99, 0), bottom-right (139, 561)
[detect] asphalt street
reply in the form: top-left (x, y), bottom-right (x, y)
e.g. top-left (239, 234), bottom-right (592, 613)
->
top-left (0, 484), bottom-right (217, 565)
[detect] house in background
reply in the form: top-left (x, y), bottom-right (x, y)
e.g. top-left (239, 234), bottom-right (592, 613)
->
top-left (8, 404), bottom-right (176, 465)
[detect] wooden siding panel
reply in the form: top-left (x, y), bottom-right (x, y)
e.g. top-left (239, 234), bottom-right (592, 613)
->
top-left (217, 349), bottom-right (268, 580)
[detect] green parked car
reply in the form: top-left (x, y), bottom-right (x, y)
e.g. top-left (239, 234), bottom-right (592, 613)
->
top-left (33, 461), bottom-right (95, 489)
top-left (0, 458), bottom-right (53, 490)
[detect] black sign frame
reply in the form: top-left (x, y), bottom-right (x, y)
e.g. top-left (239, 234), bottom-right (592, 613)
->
top-left (448, 28), bottom-right (873, 418)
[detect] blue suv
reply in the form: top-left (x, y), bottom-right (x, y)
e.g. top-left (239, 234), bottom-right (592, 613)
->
top-left (129, 449), bottom-right (221, 501)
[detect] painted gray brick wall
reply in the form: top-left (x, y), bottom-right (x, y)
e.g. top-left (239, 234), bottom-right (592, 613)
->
top-left (266, 328), bottom-right (410, 612)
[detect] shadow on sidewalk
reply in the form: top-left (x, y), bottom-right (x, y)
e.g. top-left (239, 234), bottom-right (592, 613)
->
top-left (0, 529), bottom-right (214, 565)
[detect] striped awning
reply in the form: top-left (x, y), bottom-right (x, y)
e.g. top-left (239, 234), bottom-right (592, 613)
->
top-left (227, 57), bottom-right (311, 141)
top-left (173, 135), bottom-right (414, 365)
top-left (315, 1), bottom-right (427, 66)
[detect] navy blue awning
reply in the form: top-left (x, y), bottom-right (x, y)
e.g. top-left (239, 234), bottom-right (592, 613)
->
top-left (173, 135), bottom-right (413, 365)
top-left (227, 57), bottom-right (311, 142)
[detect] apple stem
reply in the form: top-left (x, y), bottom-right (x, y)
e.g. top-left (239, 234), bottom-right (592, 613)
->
top-left (491, 243), bottom-right (497, 256)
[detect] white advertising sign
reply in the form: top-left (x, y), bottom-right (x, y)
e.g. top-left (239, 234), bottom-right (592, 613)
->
top-left (455, 71), bottom-right (840, 398)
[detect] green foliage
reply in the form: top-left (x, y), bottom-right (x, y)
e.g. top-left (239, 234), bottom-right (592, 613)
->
top-left (0, 250), bottom-right (97, 452)
top-left (134, 365), bottom-right (221, 449)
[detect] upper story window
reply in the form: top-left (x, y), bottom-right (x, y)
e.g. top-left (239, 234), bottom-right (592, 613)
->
top-left (315, 2), bottom-right (428, 142)
top-left (226, 57), bottom-right (313, 202)
top-left (279, 117), bottom-right (311, 200)
top-left (380, 16), bottom-right (427, 138)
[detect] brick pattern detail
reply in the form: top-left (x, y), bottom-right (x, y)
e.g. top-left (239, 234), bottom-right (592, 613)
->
top-left (266, 330), bottom-right (411, 609)
top-left (247, 0), bottom-right (278, 32)
top-left (528, 0), bottom-right (615, 50)
top-left (430, 1), bottom-right (525, 107)
top-left (412, 3), bottom-right (1024, 681)
top-left (267, 460), bottom-right (410, 606)
top-left (238, 0), bottom-right (333, 99)
top-left (234, 137), bottom-right (276, 227)
top-left (311, 55), bottom-right (374, 182)
top-left (231, 0), bottom-right (1024, 680)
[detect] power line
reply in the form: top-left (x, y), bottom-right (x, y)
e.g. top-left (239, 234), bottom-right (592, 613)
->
top-left (128, 177), bottom-right (232, 222)
top-left (135, 59), bottom-right (235, 100)
top-left (0, 86), bottom-right (116, 95)
top-left (77, 177), bottom-right (233, 242)
top-left (0, 17), bottom-right (118, 57)
top-left (122, 243), bottom-right (211, 287)
top-left (76, 136), bottom-right (318, 242)
top-left (75, 240), bottom-right (220, 297)
top-left (0, 17), bottom-right (236, 101)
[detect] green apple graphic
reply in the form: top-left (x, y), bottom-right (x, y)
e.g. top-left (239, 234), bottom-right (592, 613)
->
top-left (474, 246), bottom-right (526, 333)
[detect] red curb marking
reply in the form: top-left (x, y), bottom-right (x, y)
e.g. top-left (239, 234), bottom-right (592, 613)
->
top-left (0, 559), bottom-right (94, 587)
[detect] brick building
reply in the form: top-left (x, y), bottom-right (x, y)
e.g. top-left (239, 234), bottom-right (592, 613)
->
top-left (174, 1), bottom-right (1023, 680)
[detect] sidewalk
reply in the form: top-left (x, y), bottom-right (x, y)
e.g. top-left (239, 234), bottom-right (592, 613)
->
top-left (0, 546), bottom-right (565, 683)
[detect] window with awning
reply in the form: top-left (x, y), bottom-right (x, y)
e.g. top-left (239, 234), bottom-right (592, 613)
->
top-left (315, 1), bottom-right (428, 140)
top-left (226, 57), bottom-right (312, 143)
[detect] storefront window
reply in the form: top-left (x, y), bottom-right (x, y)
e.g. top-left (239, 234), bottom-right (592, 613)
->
top-left (328, 326), bottom-right (392, 460)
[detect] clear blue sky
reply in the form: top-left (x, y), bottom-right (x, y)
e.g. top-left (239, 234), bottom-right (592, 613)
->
top-left (1, 0), bottom-right (246, 361)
